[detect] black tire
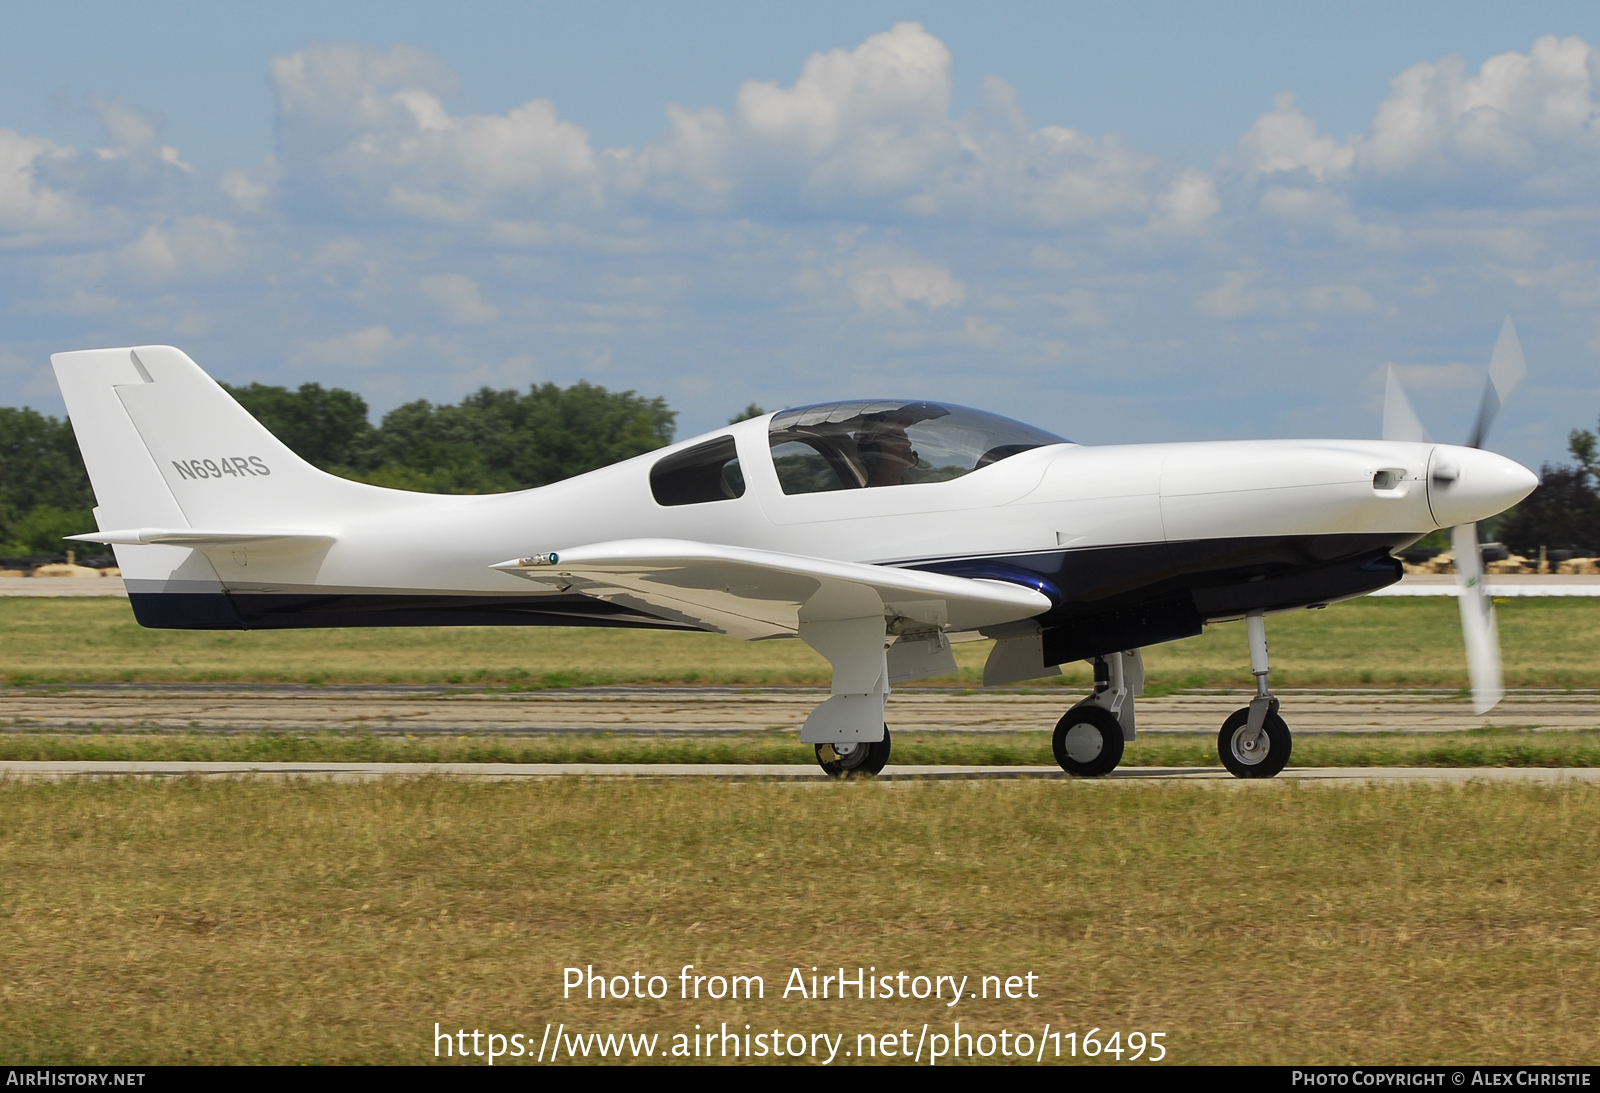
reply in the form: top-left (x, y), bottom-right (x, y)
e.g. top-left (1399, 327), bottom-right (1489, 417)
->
top-left (816, 726), bottom-right (891, 777)
top-left (1052, 705), bottom-right (1125, 777)
top-left (1217, 707), bottom-right (1292, 779)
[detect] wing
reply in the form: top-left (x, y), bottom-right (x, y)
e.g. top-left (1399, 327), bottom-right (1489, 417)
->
top-left (491, 538), bottom-right (1051, 640)
top-left (67, 528), bottom-right (334, 547)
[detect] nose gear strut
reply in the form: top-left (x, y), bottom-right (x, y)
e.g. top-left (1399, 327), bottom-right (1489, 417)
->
top-left (1218, 610), bottom-right (1292, 778)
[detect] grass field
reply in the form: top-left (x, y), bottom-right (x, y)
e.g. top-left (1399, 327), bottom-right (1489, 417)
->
top-left (2, 778), bottom-right (1596, 1065)
top-left (5, 595), bottom-right (1600, 689)
top-left (5, 727), bottom-right (1600, 767)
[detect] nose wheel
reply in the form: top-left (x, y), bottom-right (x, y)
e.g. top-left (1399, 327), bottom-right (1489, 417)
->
top-left (1219, 609), bottom-right (1293, 778)
top-left (815, 727), bottom-right (891, 776)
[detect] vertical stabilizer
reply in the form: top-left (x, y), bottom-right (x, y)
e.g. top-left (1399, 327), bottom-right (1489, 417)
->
top-left (50, 347), bottom-right (223, 597)
top-left (50, 345), bottom-right (381, 620)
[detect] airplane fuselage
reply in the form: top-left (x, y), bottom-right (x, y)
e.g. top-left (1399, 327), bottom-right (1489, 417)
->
top-left (122, 414), bottom-right (1523, 667)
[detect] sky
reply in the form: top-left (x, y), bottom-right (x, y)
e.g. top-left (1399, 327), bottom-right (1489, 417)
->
top-left (5, 1), bottom-right (1600, 470)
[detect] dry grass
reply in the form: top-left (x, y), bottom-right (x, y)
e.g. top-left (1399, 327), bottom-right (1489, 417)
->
top-left (1, 778), bottom-right (1596, 1065)
top-left (4, 727), bottom-right (1600, 767)
top-left (5, 596), bottom-right (1600, 689)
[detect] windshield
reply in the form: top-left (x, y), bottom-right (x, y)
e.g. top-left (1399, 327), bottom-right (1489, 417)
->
top-left (768, 400), bottom-right (1068, 495)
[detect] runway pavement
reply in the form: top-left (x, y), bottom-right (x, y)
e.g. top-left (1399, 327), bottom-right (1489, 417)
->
top-left (0, 576), bottom-right (126, 596)
top-left (2, 760), bottom-right (1597, 782)
top-left (3, 684), bottom-right (1598, 735)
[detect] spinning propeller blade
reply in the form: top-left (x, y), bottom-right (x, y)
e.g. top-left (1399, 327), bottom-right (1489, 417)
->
top-left (1465, 317), bottom-right (1526, 450)
top-left (1451, 521), bottom-right (1504, 715)
top-left (1386, 317), bottom-right (1524, 715)
top-left (1383, 366), bottom-right (1431, 443)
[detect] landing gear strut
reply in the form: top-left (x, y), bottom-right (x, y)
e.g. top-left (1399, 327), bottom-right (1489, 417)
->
top-left (816, 726), bottom-right (891, 776)
top-left (1218, 611), bottom-right (1292, 779)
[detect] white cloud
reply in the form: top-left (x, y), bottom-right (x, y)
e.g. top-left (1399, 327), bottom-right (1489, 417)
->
top-left (89, 96), bottom-right (160, 152)
top-left (420, 274), bottom-right (497, 324)
top-left (1153, 168), bottom-right (1220, 231)
top-left (737, 23), bottom-right (952, 153)
top-left (1047, 289), bottom-right (1107, 327)
top-left (117, 217), bottom-right (240, 276)
top-left (270, 44), bottom-right (599, 217)
top-left (1306, 284), bottom-right (1377, 313)
top-left (1197, 271), bottom-right (1289, 318)
top-left (291, 325), bottom-right (414, 369)
top-left (220, 157), bottom-right (278, 213)
top-left (959, 315), bottom-right (1004, 345)
top-left (1235, 36), bottom-right (1600, 206)
top-left (623, 23), bottom-right (1156, 224)
top-left (1237, 93), bottom-right (1355, 181)
top-left (249, 27), bottom-right (1162, 229)
top-left (86, 96), bottom-right (192, 173)
top-left (850, 263), bottom-right (965, 314)
top-left (1362, 36), bottom-right (1600, 180)
top-left (0, 129), bottom-right (76, 230)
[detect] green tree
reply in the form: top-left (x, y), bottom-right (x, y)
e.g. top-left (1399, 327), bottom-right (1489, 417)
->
top-left (1568, 421), bottom-right (1599, 479)
top-left (1498, 416), bottom-right (1600, 555)
top-left (728, 403), bottom-right (766, 425)
top-left (362, 382), bottom-right (676, 492)
top-left (2, 505), bottom-right (96, 555)
top-left (221, 382), bottom-right (376, 470)
top-left (0, 407), bottom-right (95, 549)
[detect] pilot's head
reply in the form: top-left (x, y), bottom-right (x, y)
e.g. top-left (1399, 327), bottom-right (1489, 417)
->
top-left (858, 425), bottom-right (917, 486)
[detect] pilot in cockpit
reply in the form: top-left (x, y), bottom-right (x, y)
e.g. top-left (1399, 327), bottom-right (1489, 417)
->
top-left (856, 425), bottom-right (919, 487)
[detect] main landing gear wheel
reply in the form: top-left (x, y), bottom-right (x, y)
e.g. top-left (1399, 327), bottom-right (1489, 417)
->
top-left (815, 727), bottom-right (891, 777)
top-left (1218, 707), bottom-right (1292, 779)
top-left (1052, 705), bottom-right (1125, 777)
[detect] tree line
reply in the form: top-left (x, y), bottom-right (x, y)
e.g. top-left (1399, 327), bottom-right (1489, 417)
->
top-left (0, 381), bottom-right (678, 556)
top-left (1496, 418), bottom-right (1600, 556)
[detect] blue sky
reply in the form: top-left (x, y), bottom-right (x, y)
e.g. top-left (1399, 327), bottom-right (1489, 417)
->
top-left (5, 2), bottom-right (1600, 469)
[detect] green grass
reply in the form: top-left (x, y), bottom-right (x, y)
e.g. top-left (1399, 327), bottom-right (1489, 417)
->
top-left (6, 595), bottom-right (1600, 689)
top-left (2, 778), bottom-right (1596, 1064)
top-left (6, 728), bottom-right (1600, 767)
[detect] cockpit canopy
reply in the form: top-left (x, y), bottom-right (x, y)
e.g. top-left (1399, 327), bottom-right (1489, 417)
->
top-left (768, 400), bottom-right (1068, 495)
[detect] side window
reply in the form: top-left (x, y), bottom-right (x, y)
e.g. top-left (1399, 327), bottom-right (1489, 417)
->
top-left (650, 436), bottom-right (745, 506)
top-left (771, 439), bottom-right (857, 494)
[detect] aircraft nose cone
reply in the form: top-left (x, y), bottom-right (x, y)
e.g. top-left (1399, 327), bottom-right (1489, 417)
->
top-left (1427, 445), bottom-right (1539, 528)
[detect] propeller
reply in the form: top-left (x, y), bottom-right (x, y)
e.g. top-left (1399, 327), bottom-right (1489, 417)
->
top-left (1384, 317), bottom-right (1526, 715)
top-left (1382, 365), bottom-right (1430, 443)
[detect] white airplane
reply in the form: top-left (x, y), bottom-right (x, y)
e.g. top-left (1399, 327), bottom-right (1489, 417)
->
top-left (53, 323), bottom-right (1536, 779)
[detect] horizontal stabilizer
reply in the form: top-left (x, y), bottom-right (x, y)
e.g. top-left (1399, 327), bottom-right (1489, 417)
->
top-left (67, 528), bottom-right (336, 547)
top-left (491, 538), bottom-right (1051, 640)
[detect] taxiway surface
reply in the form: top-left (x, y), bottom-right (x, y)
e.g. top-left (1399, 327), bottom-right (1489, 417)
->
top-left (3, 685), bottom-right (1597, 735)
top-left (3, 760), bottom-right (1598, 782)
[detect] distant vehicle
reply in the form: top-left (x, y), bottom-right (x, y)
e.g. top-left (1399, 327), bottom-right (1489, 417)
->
top-left (54, 326), bottom-right (1534, 779)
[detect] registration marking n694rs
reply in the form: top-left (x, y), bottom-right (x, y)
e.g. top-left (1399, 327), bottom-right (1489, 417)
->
top-left (172, 456), bottom-right (271, 481)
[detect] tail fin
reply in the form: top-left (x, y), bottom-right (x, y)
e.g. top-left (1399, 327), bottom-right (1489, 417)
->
top-left (54, 345), bottom-right (371, 529)
top-left (51, 345), bottom-right (373, 596)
